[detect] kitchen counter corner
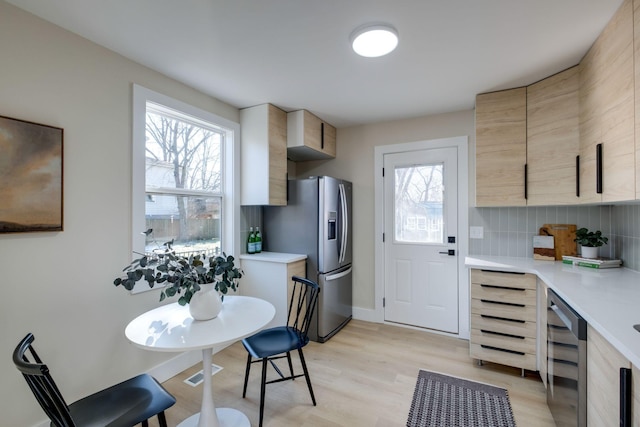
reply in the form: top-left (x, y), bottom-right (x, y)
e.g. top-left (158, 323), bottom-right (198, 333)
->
top-left (465, 255), bottom-right (640, 368)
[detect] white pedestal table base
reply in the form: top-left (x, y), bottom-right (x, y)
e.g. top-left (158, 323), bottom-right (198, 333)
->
top-left (176, 348), bottom-right (251, 427)
top-left (177, 408), bottom-right (250, 427)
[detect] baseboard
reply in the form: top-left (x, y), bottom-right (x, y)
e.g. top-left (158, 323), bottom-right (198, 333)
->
top-left (353, 306), bottom-right (381, 323)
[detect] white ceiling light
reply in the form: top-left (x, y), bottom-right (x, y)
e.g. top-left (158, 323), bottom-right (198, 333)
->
top-left (350, 24), bottom-right (398, 58)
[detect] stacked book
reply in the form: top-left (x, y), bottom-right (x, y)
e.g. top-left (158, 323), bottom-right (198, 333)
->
top-left (561, 255), bottom-right (622, 269)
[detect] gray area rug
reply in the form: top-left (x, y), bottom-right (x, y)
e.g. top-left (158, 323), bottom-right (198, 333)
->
top-left (406, 370), bottom-right (517, 427)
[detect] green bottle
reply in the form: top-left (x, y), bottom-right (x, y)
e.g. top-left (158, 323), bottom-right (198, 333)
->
top-left (247, 227), bottom-right (256, 254)
top-left (255, 227), bottom-right (262, 253)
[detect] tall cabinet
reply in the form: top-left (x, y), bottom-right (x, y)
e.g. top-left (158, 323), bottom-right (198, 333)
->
top-left (240, 104), bottom-right (288, 206)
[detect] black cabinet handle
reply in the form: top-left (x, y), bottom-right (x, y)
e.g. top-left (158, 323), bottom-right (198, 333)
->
top-left (321, 122), bottom-right (325, 150)
top-left (524, 163), bottom-right (528, 199)
top-left (576, 155), bottom-right (580, 197)
top-left (596, 143), bottom-right (603, 194)
top-left (620, 367), bottom-right (631, 427)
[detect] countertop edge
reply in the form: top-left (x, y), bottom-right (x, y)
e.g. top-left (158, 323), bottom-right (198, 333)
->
top-left (239, 251), bottom-right (307, 263)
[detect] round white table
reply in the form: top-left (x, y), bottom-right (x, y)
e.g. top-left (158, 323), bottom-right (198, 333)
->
top-left (125, 296), bottom-right (275, 427)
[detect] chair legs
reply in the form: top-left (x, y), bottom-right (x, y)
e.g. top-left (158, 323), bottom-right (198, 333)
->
top-left (157, 411), bottom-right (169, 427)
top-left (259, 358), bottom-right (268, 427)
top-left (244, 350), bottom-right (316, 427)
top-left (242, 352), bottom-right (252, 398)
top-left (298, 348), bottom-right (316, 406)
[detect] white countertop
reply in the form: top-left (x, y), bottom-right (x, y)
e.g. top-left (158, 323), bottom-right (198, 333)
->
top-left (465, 256), bottom-right (640, 368)
top-left (239, 251), bottom-right (307, 263)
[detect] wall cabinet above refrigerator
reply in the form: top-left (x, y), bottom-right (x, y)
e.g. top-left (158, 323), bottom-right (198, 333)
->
top-left (287, 109), bottom-right (336, 161)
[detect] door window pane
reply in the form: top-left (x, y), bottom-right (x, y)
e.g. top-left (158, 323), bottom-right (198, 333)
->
top-left (394, 164), bottom-right (444, 243)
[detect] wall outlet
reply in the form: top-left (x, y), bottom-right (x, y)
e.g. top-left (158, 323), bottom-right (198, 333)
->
top-left (470, 226), bottom-right (484, 239)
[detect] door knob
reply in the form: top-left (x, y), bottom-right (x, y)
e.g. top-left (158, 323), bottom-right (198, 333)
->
top-left (439, 250), bottom-right (455, 256)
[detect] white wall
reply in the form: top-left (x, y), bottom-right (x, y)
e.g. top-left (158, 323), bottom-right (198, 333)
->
top-left (295, 110), bottom-right (476, 311)
top-left (0, 3), bottom-right (239, 426)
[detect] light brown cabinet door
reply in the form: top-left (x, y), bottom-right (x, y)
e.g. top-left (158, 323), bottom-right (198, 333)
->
top-left (287, 110), bottom-right (336, 161)
top-left (579, 0), bottom-right (634, 203)
top-left (633, 364), bottom-right (640, 426)
top-left (475, 88), bottom-right (527, 207)
top-left (634, 0), bottom-right (640, 200)
top-left (587, 325), bottom-right (629, 426)
top-left (527, 67), bottom-right (580, 206)
top-left (537, 279), bottom-right (548, 387)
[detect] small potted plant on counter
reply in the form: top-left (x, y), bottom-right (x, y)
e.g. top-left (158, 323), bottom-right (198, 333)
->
top-left (574, 227), bottom-right (608, 259)
top-left (113, 232), bottom-right (242, 320)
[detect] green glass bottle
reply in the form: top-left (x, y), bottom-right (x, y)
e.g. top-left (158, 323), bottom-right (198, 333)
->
top-left (247, 227), bottom-right (256, 254)
top-left (255, 227), bottom-right (262, 253)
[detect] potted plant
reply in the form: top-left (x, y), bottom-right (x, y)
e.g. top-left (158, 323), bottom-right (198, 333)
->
top-left (113, 236), bottom-right (242, 320)
top-left (574, 227), bottom-right (608, 259)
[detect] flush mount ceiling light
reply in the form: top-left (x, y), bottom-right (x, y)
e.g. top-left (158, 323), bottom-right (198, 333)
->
top-left (350, 24), bottom-right (398, 58)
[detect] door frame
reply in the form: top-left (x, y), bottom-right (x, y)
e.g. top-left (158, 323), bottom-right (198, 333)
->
top-left (374, 136), bottom-right (470, 339)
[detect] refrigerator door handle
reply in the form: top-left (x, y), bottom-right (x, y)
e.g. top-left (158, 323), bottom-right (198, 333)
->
top-left (339, 183), bottom-right (348, 264)
top-left (325, 267), bottom-right (353, 281)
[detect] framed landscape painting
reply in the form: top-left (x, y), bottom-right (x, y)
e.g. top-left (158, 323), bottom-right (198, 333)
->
top-left (0, 115), bottom-right (63, 233)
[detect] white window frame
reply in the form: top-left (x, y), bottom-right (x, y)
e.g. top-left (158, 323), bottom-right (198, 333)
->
top-left (131, 84), bottom-right (240, 293)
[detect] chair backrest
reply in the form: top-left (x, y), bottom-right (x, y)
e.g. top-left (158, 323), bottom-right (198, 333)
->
top-left (287, 276), bottom-right (320, 338)
top-left (13, 333), bottom-right (76, 427)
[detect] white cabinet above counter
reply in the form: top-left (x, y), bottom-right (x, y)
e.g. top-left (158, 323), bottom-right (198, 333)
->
top-left (465, 256), bottom-right (640, 368)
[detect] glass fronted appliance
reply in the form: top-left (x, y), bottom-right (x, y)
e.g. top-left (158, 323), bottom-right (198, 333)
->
top-left (547, 289), bottom-right (587, 427)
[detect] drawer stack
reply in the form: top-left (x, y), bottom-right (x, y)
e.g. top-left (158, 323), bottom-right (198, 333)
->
top-left (470, 269), bottom-right (537, 371)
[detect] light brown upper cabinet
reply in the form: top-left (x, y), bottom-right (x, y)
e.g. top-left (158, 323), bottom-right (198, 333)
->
top-left (475, 88), bottom-right (527, 207)
top-left (526, 66), bottom-right (580, 206)
top-left (240, 104), bottom-right (288, 206)
top-left (579, 0), bottom-right (635, 203)
top-left (476, 0), bottom-right (637, 207)
top-left (635, 0), bottom-right (640, 200)
top-left (287, 110), bottom-right (336, 161)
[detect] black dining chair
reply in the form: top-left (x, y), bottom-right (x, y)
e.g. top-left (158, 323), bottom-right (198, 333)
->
top-left (241, 276), bottom-right (320, 427)
top-left (13, 333), bottom-right (176, 427)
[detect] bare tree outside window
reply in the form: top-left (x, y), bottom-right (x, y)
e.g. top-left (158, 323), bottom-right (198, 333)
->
top-left (144, 106), bottom-right (223, 255)
top-left (394, 164), bottom-right (444, 243)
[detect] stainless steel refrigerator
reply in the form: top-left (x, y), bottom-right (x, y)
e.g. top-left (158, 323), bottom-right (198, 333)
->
top-left (263, 176), bottom-right (352, 343)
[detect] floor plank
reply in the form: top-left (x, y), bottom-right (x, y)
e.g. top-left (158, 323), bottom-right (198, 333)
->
top-left (154, 319), bottom-right (555, 426)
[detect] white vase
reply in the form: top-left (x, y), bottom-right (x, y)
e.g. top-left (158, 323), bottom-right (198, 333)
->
top-left (188, 283), bottom-right (222, 321)
top-left (581, 245), bottom-right (599, 259)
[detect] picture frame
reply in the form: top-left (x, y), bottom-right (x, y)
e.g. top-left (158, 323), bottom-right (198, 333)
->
top-left (0, 115), bottom-right (63, 233)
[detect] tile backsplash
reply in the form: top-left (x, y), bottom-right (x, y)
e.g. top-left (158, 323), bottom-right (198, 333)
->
top-left (469, 204), bottom-right (640, 272)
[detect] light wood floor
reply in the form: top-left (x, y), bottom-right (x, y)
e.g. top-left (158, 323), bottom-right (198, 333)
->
top-left (155, 319), bottom-right (555, 426)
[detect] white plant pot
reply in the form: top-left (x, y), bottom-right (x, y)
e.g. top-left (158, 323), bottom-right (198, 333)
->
top-left (581, 245), bottom-right (599, 259)
top-left (188, 283), bottom-right (222, 321)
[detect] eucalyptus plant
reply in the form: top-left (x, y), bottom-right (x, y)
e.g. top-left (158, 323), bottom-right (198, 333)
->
top-left (574, 227), bottom-right (608, 248)
top-left (113, 238), bottom-right (242, 305)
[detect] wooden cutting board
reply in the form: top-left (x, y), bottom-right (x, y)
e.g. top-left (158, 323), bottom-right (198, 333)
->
top-left (539, 224), bottom-right (577, 260)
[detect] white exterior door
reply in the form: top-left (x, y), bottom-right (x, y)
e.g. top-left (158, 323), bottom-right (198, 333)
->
top-left (383, 147), bottom-right (458, 333)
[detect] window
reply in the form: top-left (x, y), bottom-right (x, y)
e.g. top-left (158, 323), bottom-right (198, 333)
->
top-left (394, 163), bottom-right (444, 244)
top-left (132, 85), bottom-right (240, 289)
